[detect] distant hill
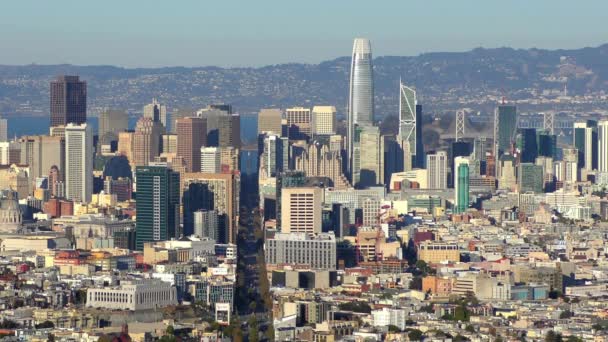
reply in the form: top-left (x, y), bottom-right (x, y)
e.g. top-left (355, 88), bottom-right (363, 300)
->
top-left (1, 44), bottom-right (607, 118)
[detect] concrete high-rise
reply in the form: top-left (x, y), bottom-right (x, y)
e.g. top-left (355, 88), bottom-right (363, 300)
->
top-left (133, 117), bottom-right (165, 167)
top-left (200, 147), bottom-right (221, 173)
top-left (574, 121), bottom-right (598, 171)
top-left (98, 109), bottom-right (129, 146)
top-left (50, 76), bottom-right (87, 127)
top-left (118, 131), bottom-right (135, 165)
top-left (170, 108), bottom-right (195, 133)
top-left (281, 187), bottom-right (322, 234)
top-left (599, 120), bottom-right (608, 173)
top-left (176, 117), bottom-right (207, 172)
top-left (358, 126), bottom-right (383, 187)
top-left (183, 172), bottom-right (240, 243)
top-left (348, 38), bottom-right (374, 177)
top-left (260, 134), bottom-right (288, 178)
top-left (311, 106), bottom-right (337, 136)
top-left (197, 106), bottom-right (241, 148)
top-left (65, 123), bottom-right (93, 203)
top-left (454, 157), bottom-right (470, 213)
top-left (427, 151), bottom-right (447, 189)
top-left (0, 118), bottom-right (7, 142)
top-left (143, 98), bottom-right (168, 128)
top-left (286, 107), bottom-right (312, 140)
top-left (258, 109), bottom-right (283, 136)
top-left (161, 134), bottom-right (178, 154)
top-left (18, 135), bottom-right (65, 192)
top-left (135, 164), bottom-right (180, 250)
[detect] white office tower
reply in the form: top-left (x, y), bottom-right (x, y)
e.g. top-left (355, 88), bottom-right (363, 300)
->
top-left (398, 82), bottom-right (417, 164)
top-left (427, 151), bottom-right (448, 189)
top-left (143, 98), bottom-right (168, 128)
top-left (65, 123), bottom-right (93, 203)
top-left (348, 38), bottom-right (374, 177)
top-left (200, 147), bottom-right (221, 173)
top-left (0, 142), bottom-right (20, 165)
top-left (312, 106), bottom-right (337, 136)
top-left (0, 118), bottom-right (7, 142)
top-left (193, 209), bottom-right (219, 241)
top-left (599, 121), bottom-right (608, 173)
top-left (281, 187), bottom-right (322, 234)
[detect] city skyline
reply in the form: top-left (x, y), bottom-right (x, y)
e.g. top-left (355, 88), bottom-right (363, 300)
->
top-left (1, 1), bottom-right (607, 67)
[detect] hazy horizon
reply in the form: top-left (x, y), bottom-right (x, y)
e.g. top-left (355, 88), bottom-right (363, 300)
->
top-left (1, 0), bottom-right (607, 67)
top-left (1, 42), bottom-right (606, 69)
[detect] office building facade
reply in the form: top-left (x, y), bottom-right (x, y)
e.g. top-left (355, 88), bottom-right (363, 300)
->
top-left (135, 165), bottom-right (180, 250)
top-left (65, 124), bottom-right (93, 203)
top-left (50, 75), bottom-right (87, 127)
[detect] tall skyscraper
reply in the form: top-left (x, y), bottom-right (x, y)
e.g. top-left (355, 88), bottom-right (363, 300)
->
top-left (519, 128), bottom-right (538, 163)
top-left (574, 121), bottom-right (598, 171)
top-left (286, 107), bottom-right (312, 140)
top-left (183, 172), bottom-right (240, 243)
top-left (498, 154), bottom-right (517, 191)
top-left (200, 147), bottom-right (221, 173)
top-left (414, 105), bottom-right (424, 168)
top-left (358, 126), bottom-right (383, 187)
top-left (176, 117), bottom-right (207, 172)
top-left (281, 187), bottom-right (322, 234)
top-left (65, 123), bottom-right (93, 203)
top-left (135, 164), bottom-right (180, 250)
top-left (427, 151), bottom-right (447, 189)
top-left (258, 109), bottom-right (283, 136)
top-left (0, 118), bottom-right (7, 142)
top-left (161, 134), bottom-right (178, 154)
top-left (599, 121), bottom-right (608, 173)
top-left (454, 157), bottom-right (470, 214)
top-left (537, 131), bottom-right (557, 159)
top-left (398, 82), bottom-right (418, 167)
top-left (98, 109), bottom-right (129, 148)
top-left (170, 108), bottom-right (195, 133)
top-left (118, 131), bottom-right (135, 165)
top-left (494, 105), bottom-right (517, 157)
top-left (260, 134), bottom-right (289, 178)
top-left (198, 106), bottom-right (241, 148)
top-left (348, 38), bottom-right (374, 177)
top-left (18, 135), bottom-right (65, 191)
top-left (182, 182), bottom-right (214, 237)
top-left (133, 117), bottom-right (164, 167)
top-left (311, 106), bottom-right (337, 136)
top-left (518, 163), bottom-right (544, 193)
top-left (50, 75), bottom-right (87, 127)
top-left (143, 98), bottom-right (168, 128)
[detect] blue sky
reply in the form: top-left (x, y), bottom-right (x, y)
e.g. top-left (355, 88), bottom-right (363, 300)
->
top-left (1, 0), bottom-right (606, 67)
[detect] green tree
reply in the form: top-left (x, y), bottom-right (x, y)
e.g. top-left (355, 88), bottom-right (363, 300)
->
top-left (35, 321), bottom-right (55, 329)
top-left (559, 310), bottom-right (574, 319)
top-left (465, 324), bottom-right (475, 333)
top-left (454, 305), bottom-right (470, 322)
top-left (545, 330), bottom-right (563, 342)
top-left (165, 325), bottom-right (175, 336)
top-left (409, 276), bottom-right (423, 290)
top-left (338, 301), bottom-right (372, 314)
top-left (408, 329), bottom-right (423, 341)
top-left (387, 325), bottom-right (401, 333)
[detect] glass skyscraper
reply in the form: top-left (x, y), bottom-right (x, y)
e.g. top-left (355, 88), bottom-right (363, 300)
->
top-left (135, 164), bottom-right (180, 250)
top-left (398, 82), bottom-right (418, 167)
top-left (494, 105), bottom-right (517, 156)
top-left (347, 38), bottom-right (374, 178)
top-left (454, 157), bottom-right (470, 214)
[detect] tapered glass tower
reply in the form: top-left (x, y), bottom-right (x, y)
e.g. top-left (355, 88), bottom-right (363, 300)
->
top-left (347, 38), bottom-right (374, 178)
